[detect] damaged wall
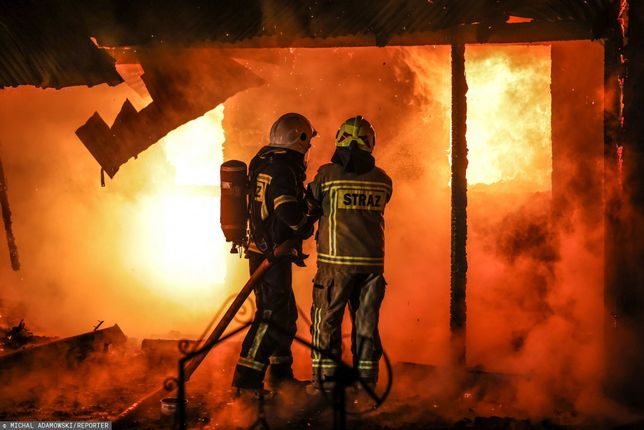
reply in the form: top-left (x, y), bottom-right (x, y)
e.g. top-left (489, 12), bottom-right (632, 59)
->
top-left (0, 39), bottom-right (638, 423)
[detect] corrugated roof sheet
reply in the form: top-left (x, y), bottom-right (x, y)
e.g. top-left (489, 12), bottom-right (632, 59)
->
top-left (82, 0), bottom-right (613, 46)
top-left (0, 0), bottom-right (122, 89)
top-left (1, 0), bottom-right (614, 89)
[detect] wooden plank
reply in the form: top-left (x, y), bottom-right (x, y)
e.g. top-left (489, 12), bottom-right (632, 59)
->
top-left (450, 43), bottom-right (468, 368)
top-left (0, 151), bottom-right (19, 271)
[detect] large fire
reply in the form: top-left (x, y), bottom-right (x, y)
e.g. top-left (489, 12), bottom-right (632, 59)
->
top-left (401, 45), bottom-right (551, 189)
top-left (120, 105), bottom-right (230, 305)
top-left (465, 45), bottom-right (551, 190)
top-left (119, 46), bottom-right (552, 306)
top-left (0, 41), bottom-right (612, 423)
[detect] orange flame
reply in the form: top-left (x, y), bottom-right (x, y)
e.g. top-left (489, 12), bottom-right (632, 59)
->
top-left (465, 45), bottom-right (551, 190)
top-left (402, 45), bottom-right (551, 190)
top-left (120, 105), bottom-right (229, 305)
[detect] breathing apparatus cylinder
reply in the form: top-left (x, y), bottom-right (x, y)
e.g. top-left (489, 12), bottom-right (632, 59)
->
top-left (220, 160), bottom-right (248, 253)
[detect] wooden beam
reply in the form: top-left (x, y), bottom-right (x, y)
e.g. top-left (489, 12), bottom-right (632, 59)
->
top-left (604, 0), bottom-right (644, 411)
top-left (104, 21), bottom-right (601, 59)
top-left (0, 151), bottom-right (19, 271)
top-left (450, 43), bottom-right (468, 368)
top-left (0, 325), bottom-right (127, 377)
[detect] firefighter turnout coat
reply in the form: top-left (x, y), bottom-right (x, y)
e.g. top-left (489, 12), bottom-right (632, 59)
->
top-left (307, 162), bottom-right (393, 273)
top-left (247, 147), bottom-right (309, 253)
top-left (232, 146), bottom-right (309, 389)
top-left (306, 160), bottom-right (392, 385)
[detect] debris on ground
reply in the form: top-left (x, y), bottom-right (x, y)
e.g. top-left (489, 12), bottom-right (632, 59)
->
top-left (0, 319), bottom-right (53, 351)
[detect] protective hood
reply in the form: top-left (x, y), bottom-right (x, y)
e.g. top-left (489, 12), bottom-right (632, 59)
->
top-left (331, 143), bottom-right (375, 174)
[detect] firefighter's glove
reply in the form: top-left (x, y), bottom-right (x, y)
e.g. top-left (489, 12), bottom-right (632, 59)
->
top-left (299, 217), bottom-right (316, 240)
top-left (266, 251), bottom-right (280, 265)
top-left (288, 248), bottom-right (309, 267)
top-left (266, 248), bottom-right (308, 267)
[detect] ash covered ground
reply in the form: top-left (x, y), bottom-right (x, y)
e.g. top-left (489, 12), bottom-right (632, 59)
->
top-left (0, 327), bottom-right (634, 430)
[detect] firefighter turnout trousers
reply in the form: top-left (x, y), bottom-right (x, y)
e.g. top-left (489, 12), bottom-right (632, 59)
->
top-left (311, 270), bottom-right (386, 385)
top-left (232, 252), bottom-right (298, 389)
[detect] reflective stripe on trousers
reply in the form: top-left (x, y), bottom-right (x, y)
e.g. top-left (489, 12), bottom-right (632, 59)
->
top-left (232, 254), bottom-right (297, 388)
top-left (310, 271), bottom-right (386, 383)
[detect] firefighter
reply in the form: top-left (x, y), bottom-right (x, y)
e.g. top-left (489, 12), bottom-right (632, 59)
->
top-left (306, 116), bottom-right (392, 391)
top-left (232, 113), bottom-right (316, 393)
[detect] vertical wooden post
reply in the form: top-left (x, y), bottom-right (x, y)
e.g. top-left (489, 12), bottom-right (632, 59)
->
top-left (604, 0), bottom-right (644, 410)
top-left (0, 152), bottom-right (20, 271)
top-left (603, 9), bottom-right (625, 397)
top-left (450, 43), bottom-right (468, 368)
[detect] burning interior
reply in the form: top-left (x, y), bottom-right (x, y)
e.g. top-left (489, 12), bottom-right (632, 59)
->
top-left (0, 1), bottom-right (643, 429)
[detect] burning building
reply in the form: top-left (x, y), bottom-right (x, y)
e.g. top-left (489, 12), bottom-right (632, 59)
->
top-left (0, 1), bottom-right (643, 429)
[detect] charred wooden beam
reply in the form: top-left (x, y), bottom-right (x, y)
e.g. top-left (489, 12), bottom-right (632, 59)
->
top-left (0, 1), bottom-right (614, 90)
top-left (0, 152), bottom-right (19, 271)
top-left (604, 0), bottom-right (644, 411)
top-left (75, 49), bottom-right (263, 179)
top-left (104, 21), bottom-right (603, 53)
top-left (603, 0), bottom-right (626, 405)
top-left (80, 0), bottom-right (611, 48)
top-left (450, 43), bottom-right (468, 368)
top-left (0, 324), bottom-right (127, 379)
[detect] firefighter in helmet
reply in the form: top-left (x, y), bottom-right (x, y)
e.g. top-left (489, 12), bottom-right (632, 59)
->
top-left (306, 116), bottom-right (392, 391)
top-left (232, 113), bottom-right (316, 392)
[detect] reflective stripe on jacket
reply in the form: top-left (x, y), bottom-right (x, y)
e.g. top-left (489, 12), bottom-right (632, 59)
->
top-left (307, 162), bottom-right (392, 272)
top-left (248, 148), bottom-right (308, 253)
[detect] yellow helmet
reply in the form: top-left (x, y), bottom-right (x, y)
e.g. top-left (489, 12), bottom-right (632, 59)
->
top-left (268, 113), bottom-right (317, 155)
top-left (335, 116), bottom-right (375, 153)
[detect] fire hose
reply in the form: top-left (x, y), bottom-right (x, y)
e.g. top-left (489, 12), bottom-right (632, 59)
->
top-left (113, 240), bottom-right (296, 427)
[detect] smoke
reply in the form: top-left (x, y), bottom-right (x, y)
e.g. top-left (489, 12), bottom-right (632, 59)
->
top-left (460, 42), bottom-right (626, 423)
top-left (0, 84), bottom-right (148, 337)
top-left (0, 40), bottom-right (635, 426)
top-left (222, 43), bottom-right (631, 426)
top-left (221, 46), bottom-right (454, 375)
top-left (0, 82), bottom-right (231, 339)
top-left (0, 341), bottom-right (160, 420)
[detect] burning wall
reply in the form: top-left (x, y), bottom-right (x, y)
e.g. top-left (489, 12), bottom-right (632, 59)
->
top-left (0, 41), bottom-right (625, 422)
top-left (222, 43), bottom-right (614, 420)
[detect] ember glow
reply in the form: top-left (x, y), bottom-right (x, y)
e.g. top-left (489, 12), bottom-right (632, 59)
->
top-left (466, 45), bottom-right (552, 189)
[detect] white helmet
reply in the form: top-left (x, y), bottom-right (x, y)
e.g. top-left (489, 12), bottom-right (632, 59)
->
top-left (268, 113), bottom-right (317, 155)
